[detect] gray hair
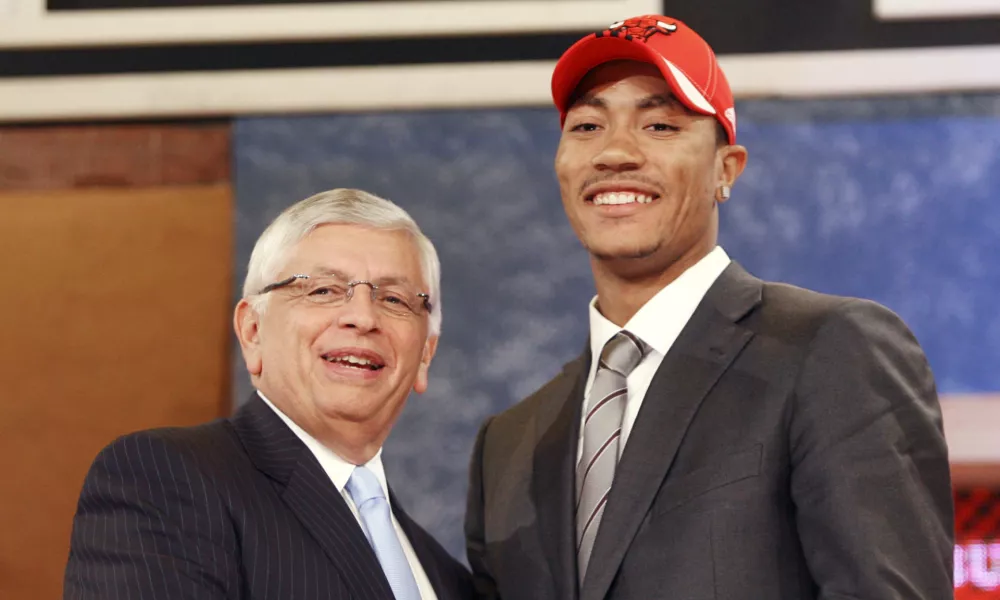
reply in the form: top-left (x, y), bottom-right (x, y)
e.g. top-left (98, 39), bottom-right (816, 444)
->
top-left (242, 188), bottom-right (442, 335)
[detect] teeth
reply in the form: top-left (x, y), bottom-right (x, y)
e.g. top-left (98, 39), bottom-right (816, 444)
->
top-left (326, 354), bottom-right (378, 367)
top-left (593, 192), bottom-right (654, 206)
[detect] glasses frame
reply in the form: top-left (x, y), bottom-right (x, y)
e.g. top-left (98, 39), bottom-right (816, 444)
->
top-left (256, 273), bottom-right (432, 316)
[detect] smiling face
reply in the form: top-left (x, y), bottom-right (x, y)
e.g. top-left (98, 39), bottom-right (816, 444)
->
top-left (234, 224), bottom-right (437, 452)
top-left (555, 60), bottom-right (745, 277)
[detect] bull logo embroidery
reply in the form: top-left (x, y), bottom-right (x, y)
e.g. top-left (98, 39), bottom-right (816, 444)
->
top-left (597, 17), bottom-right (678, 42)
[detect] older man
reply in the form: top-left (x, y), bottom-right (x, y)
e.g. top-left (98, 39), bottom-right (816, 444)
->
top-left (466, 15), bottom-right (954, 600)
top-left (65, 189), bottom-right (472, 600)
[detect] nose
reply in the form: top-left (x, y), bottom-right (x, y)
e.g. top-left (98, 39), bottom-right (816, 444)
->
top-left (335, 284), bottom-right (380, 333)
top-left (592, 125), bottom-right (645, 172)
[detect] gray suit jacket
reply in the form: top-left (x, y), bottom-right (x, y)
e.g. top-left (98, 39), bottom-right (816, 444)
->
top-left (465, 263), bottom-right (954, 600)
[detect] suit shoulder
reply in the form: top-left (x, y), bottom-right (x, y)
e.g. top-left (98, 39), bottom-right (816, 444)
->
top-left (741, 281), bottom-right (929, 396)
top-left (752, 280), bottom-right (907, 342)
top-left (758, 280), bottom-right (848, 319)
top-left (91, 417), bottom-right (244, 480)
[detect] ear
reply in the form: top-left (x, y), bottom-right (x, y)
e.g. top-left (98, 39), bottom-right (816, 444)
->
top-left (411, 334), bottom-right (439, 395)
top-left (234, 298), bottom-right (263, 377)
top-left (715, 144), bottom-right (748, 204)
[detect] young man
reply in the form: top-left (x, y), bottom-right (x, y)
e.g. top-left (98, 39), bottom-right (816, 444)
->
top-left (466, 16), bottom-right (954, 600)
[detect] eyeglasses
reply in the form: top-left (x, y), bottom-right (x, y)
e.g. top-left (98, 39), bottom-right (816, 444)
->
top-left (257, 274), bottom-right (432, 318)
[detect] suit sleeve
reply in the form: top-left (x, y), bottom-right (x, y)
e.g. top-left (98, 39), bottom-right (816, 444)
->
top-left (63, 431), bottom-right (240, 600)
top-left (790, 299), bottom-right (954, 599)
top-left (465, 416), bottom-right (501, 600)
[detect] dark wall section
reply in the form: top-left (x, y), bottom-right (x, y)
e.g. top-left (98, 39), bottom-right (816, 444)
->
top-left (8, 1), bottom-right (1000, 78)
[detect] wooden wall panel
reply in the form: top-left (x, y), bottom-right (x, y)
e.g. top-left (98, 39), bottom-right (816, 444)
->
top-left (0, 122), bottom-right (230, 190)
top-left (0, 184), bottom-right (233, 599)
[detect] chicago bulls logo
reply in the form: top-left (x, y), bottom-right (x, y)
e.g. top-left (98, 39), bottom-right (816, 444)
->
top-left (596, 17), bottom-right (678, 42)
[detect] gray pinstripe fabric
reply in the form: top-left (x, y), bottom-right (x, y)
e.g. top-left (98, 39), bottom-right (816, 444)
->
top-left (575, 330), bottom-right (648, 584)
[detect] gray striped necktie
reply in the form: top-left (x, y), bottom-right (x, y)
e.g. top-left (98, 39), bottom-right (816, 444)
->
top-left (576, 330), bottom-right (649, 584)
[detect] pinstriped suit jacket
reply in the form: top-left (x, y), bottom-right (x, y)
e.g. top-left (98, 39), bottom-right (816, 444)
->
top-left (63, 395), bottom-right (473, 600)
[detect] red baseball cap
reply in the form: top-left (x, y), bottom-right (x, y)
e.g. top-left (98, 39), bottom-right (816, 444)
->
top-left (551, 15), bottom-right (736, 144)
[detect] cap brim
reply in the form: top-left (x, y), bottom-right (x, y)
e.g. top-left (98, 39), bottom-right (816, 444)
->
top-left (552, 35), bottom-right (716, 123)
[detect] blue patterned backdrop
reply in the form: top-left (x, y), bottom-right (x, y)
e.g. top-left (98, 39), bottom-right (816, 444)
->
top-left (232, 93), bottom-right (1000, 559)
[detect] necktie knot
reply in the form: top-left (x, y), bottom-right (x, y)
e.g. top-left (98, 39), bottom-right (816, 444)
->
top-left (346, 465), bottom-right (385, 509)
top-left (600, 330), bottom-right (648, 377)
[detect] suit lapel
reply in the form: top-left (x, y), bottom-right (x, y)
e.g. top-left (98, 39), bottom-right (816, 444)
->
top-left (233, 396), bottom-right (394, 600)
top-left (580, 263), bottom-right (762, 600)
top-left (533, 353), bottom-right (589, 600)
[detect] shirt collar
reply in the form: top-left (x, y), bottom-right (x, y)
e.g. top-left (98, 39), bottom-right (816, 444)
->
top-left (588, 246), bottom-right (731, 359)
top-left (256, 390), bottom-right (390, 501)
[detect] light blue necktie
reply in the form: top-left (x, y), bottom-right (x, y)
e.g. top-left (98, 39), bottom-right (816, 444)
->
top-left (346, 465), bottom-right (421, 600)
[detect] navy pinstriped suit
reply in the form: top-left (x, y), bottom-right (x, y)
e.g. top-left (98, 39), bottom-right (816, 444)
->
top-left (63, 395), bottom-right (473, 600)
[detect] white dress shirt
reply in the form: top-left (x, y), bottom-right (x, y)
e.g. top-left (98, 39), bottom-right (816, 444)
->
top-left (578, 246), bottom-right (731, 462)
top-left (257, 391), bottom-right (438, 600)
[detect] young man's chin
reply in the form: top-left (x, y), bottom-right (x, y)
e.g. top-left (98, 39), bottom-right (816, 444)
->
top-left (589, 241), bottom-right (661, 263)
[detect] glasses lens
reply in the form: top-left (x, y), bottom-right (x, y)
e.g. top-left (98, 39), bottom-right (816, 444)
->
top-left (281, 275), bottom-right (429, 317)
top-left (375, 287), bottom-right (421, 316)
top-left (301, 278), bottom-right (350, 305)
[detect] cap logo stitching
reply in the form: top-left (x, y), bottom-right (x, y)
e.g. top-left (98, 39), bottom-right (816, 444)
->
top-left (596, 17), bottom-right (677, 42)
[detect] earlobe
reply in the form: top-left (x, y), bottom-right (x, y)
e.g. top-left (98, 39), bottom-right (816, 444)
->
top-left (413, 363), bottom-right (430, 395)
top-left (715, 143), bottom-right (748, 204)
top-left (234, 299), bottom-right (263, 376)
top-left (412, 335), bottom-right (439, 395)
top-left (721, 144), bottom-right (749, 184)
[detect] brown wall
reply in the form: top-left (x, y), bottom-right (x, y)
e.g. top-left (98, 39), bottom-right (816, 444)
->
top-left (0, 122), bottom-right (229, 190)
top-left (0, 123), bottom-right (233, 599)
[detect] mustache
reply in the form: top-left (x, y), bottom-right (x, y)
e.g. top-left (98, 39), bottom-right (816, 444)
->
top-left (577, 174), bottom-right (663, 198)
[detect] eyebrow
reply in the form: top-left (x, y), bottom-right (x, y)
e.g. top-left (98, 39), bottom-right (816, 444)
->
top-left (373, 275), bottom-right (416, 288)
top-left (570, 92), bottom-right (686, 113)
top-left (636, 94), bottom-right (684, 110)
top-left (572, 94), bottom-right (608, 110)
top-left (314, 267), bottom-right (349, 279)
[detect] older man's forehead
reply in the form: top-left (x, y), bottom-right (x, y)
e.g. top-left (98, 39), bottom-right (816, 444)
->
top-left (276, 224), bottom-right (424, 285)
